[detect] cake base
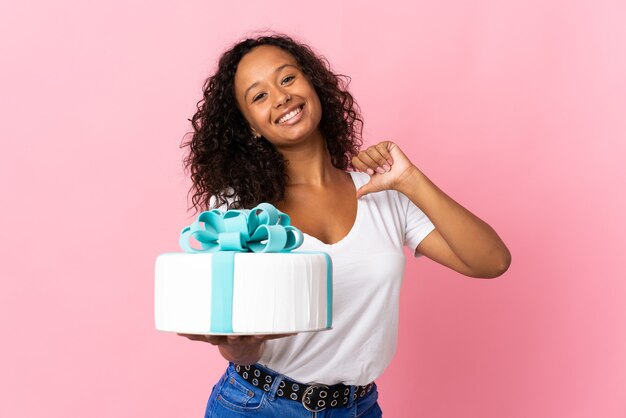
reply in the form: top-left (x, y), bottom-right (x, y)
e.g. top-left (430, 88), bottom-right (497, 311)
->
top-left (155, 252), bottom-right (332, 335)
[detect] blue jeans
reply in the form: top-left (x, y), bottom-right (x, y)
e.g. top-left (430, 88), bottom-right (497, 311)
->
top-left (204, 363), bottom-right (383, 417)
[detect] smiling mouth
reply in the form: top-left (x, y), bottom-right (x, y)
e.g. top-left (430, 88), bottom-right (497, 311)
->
top-left (276, 105), bottom-right (304, 124)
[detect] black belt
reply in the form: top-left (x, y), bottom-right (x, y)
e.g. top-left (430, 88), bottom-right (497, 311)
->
top-left (234, 363), bottom-right (374, 412)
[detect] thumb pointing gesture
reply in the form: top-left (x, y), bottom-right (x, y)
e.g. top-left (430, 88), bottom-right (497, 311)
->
top-left (356, 182), bottom-right (377, 199)
top-left (351, 141), bottom-right (415, 198)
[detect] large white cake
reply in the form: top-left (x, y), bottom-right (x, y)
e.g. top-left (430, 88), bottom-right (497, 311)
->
top-left (155, 251), bottom-right (332, 335)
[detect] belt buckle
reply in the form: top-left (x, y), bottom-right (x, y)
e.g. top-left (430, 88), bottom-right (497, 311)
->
top-left (302, 383), bottom-right (330, 412)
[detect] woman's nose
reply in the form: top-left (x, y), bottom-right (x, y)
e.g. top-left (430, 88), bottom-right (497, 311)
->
top-left (274, 91), bottom-right (291, 108)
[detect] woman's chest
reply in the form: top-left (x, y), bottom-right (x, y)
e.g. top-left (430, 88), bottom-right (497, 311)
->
top-left (279, 187), bottom-right (358, 246)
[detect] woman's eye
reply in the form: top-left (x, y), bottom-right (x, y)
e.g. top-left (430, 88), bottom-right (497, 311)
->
top-left (252, 93), bottom-right (266, 102)
top-left (281, 75), bottom-right (295, 84)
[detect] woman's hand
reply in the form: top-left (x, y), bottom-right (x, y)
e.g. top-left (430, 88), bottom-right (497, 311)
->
top-left (177, 333), bottom-right (296, 366)
top-left (351, 141), bottom-right (422, 198)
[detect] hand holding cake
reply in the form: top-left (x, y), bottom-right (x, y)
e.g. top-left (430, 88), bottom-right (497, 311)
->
top-left (177, 333), bottom-right (296, 366)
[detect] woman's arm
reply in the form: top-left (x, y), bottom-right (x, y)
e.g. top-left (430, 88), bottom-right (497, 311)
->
top-left (352, 141), bottom-right (511, 279)
top-left (397, 166), bottom-right (511, 278)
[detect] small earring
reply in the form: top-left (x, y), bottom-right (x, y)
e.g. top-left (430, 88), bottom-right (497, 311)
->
top-left (253, 133), bottom-right (262, 139)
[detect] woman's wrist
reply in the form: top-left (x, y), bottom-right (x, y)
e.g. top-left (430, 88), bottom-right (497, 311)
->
top-left (218, 340), bottom-right (264, 366)
top-left (393, 165), bottom-right (427, 196)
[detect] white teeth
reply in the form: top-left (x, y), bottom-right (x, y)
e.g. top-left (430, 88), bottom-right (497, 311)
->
top-left (278, 106), bottom-right (302, 124)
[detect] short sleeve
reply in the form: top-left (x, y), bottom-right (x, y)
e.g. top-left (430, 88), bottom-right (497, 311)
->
top-left (401, 192), bottom-right (436, 258)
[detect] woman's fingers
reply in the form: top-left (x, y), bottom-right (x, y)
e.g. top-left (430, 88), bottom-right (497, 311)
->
top-left (366, 146), bottom-right (391, 170)
top-left (260, 333), bottom-right (297, 341)
top-left (354, 151), bottom-right (385, 174)
top-left (249, 333), bottom-right (297, 343)
top-left (352, 155), bottom-right (375, 175)
top-left (352, 142), bottom-right (394, 174)
top-left (177, 332), bottom-right (205, 341)
top-left (375, 142), bottom-right (394, 165)
top-left (177, 333), bottom-right (224, 345)
top-left (362, 151), bottom-right (386, 173)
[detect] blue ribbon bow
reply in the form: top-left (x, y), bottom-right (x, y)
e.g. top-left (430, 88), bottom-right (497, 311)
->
top-left (179, 202), bottom-right (304, 254)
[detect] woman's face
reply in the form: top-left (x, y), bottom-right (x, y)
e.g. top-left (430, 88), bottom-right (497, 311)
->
top-left (234, 45), bottom-right (323, 148)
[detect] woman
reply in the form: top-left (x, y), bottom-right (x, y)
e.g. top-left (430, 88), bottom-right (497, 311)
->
top-left (180, 33), bottom-right (511, 417)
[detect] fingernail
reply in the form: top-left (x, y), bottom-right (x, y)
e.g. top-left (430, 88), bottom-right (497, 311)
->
top-left (387, 159), bottom-right (393, 165)
top-left (383, 164), bottom-right (390, 171)
top-left (366, 168), bottom-right (374, 175)
top-left (376, 167), bottom-right (385, 174)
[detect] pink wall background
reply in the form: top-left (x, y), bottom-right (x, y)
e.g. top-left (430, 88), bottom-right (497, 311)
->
top-left (1, 1), bottom-right (624, 417)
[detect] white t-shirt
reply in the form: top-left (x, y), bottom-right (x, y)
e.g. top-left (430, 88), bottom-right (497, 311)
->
top-left (258, 171), bottom-right (436, 385)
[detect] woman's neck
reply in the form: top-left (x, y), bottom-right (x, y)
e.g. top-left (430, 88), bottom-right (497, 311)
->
top-left (278, 133), bottom-right (343, 186)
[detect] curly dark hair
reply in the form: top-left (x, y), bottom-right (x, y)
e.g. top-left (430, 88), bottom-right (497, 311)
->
top-left (181, 33), bottom-right (363, 213)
